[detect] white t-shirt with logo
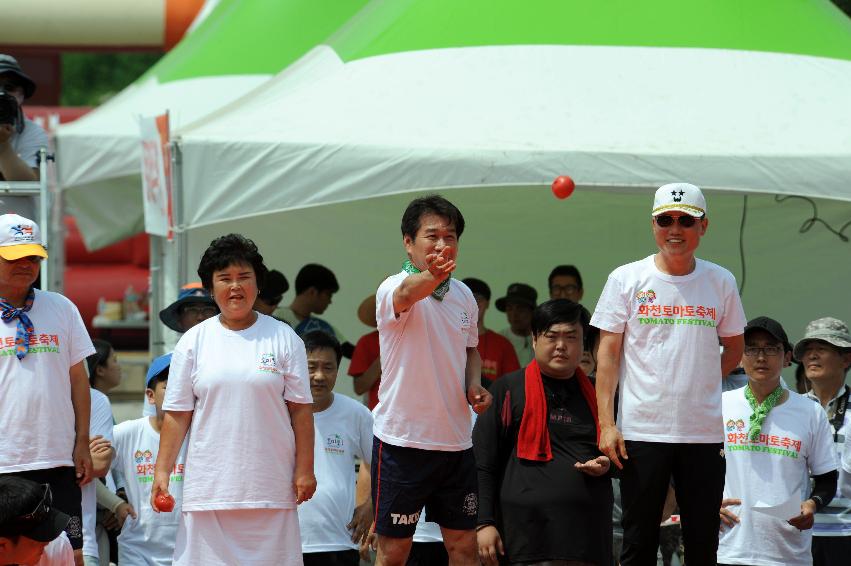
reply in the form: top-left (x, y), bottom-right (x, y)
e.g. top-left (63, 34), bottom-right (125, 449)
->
top-left (0, 290), bottom-right (95, 472)
top-left (718, 388), bottom-right (836, 565)
top-left (374, 273), bottom-right (478, 451)
top-left (36, 533), bottom-right (74, 565)
top-left (162, 313), bottom-right (311, 511)
top-left (82, 388), bottom-right (114, 559)
top-left (591, 256), bottom-right (746, 443)
top-left (111, 417), bottom-right (188, 565)
top-left (299, 394), bottom-right (373, 553)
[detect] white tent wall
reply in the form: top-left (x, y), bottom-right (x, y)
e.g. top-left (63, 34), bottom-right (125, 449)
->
top-left (176, 44), bottom-right (851, 231)
top-left (173, 187), bottom-right (851, 388)
top-left (57, 75), bottom-right (271, 250)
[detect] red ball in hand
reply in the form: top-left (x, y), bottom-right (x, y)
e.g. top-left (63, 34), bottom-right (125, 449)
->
top-left (154, 493), bottom-right (175, 512)
top-left (551, 175), bottom-right (575, 199)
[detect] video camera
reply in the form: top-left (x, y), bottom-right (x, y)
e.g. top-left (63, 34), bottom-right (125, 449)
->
top-left (0, 90), bottom-right (22, 132)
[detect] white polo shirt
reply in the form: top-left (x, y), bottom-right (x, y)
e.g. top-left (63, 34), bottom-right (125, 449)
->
top-left (373, 272), bottom-right (478, 451)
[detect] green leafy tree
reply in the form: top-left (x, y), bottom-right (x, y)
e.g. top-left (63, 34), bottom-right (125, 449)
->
top-left (61, 52), bottom-right (162, 106)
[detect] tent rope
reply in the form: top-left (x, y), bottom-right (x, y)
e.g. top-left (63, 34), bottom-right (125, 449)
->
top-left (774, 195), bottom-right (851, 243)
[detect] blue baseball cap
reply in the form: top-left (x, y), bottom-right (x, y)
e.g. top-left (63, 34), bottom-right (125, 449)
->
top-left (145, 353), bottom-right (172, 388)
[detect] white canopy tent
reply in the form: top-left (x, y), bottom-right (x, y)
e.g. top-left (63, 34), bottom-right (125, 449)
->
top-left (55, 0), bottom-right (370, 250)
top-left (168, 0), bottom-right (851, 348)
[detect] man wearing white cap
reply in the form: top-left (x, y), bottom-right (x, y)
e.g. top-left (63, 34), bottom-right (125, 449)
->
top-left (0, 213), bottom-right (96, 564)
top-left (795, 317), bottom-right (851, 566)
top-left (591, 183), bottom-right (746, 565)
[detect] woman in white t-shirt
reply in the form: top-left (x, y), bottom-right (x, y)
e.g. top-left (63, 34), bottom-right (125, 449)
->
top-left (151, 234), bottom-right (315, 566)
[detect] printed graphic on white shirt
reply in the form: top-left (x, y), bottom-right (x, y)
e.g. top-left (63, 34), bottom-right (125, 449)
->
top-left (373, 272), bottom-right (479, 451)
top-left (162, 313), bottom-right (311, 511)
top-left (299, 394), bottom-right (373, 553)
top-left (0, 290), bottom-right (95, 473)
top-left (112, 417), bottom-right (187, 566)
top-left (718, 389), bottom-right (836, 566)
top-left (590, 256), bottom-right (746, 443)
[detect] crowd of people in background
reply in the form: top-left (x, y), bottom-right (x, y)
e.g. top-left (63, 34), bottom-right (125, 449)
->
top-left (1, 183), bottom-right (851, 566)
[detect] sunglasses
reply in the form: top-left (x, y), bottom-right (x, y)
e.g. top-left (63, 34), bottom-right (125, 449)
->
top-left (654, 214), bottom-right (703, 228)
top-left (18, 484), bottom-right (52, 522)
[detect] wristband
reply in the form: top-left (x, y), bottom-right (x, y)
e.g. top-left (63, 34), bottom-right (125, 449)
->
top-left (810, 496), bottom-right (824, 511)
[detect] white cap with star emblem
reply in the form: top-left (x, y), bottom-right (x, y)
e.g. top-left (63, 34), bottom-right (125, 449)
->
top-left (651, 183), bottom-right (707, 217)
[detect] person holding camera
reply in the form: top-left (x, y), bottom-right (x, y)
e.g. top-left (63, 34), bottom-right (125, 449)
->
top-left (0, 54), bottom-right (48, 214)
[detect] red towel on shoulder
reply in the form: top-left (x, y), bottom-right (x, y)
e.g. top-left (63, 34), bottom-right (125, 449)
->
top-left (516, 359), bottom-right (599, 462)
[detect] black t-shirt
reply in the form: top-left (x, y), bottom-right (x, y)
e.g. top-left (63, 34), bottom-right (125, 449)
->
top-left (473, 370), bottom-right (613, 565)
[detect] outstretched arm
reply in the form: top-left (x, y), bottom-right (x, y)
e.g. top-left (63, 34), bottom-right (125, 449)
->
top-left (392, 248), bottom-right (455, 314)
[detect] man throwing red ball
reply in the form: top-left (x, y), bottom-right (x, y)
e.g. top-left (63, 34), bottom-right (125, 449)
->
top-left (371, 195), bottom-right (492, 566)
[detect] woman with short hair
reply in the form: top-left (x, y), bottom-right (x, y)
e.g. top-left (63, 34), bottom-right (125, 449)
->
top-left (151, 234), bottom-right (315, 565)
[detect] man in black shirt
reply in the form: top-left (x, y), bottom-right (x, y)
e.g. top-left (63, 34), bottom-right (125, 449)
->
top-left (474, 299), bottom-right (613, 566)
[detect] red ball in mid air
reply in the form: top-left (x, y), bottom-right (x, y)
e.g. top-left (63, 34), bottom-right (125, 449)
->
top-left (551, 175), bottom-right (575, 199)
top-left (154, 493), bottom-right (175, 512)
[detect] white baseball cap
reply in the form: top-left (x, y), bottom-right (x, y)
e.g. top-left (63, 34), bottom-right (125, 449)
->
top-left (652, 183), bottom-right (707, 218)
top-left (0, 214), bottom-right (47, 260)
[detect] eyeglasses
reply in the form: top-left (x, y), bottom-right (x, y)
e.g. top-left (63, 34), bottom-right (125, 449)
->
top-left (743, 346), bottom-right (784, 357)
top-left (654, 214), bottom-right (702, 228)
top-left (18, 484), bottom-right (52, 522)
top-left (550, 284), bottom-right (579, 294)
top-left (182, 306), bottom-right (218, 317)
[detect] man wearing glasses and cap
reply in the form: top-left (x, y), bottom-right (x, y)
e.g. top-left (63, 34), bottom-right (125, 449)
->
top-left (717, 316), bottom-right (837, 566)
top-left (795, 317), bottom-right (851, 566)
top-left (0, 476), bottom-right (76, 565)
top-left (0, 214), bottom-right (96, 564)
top-left (591, 183), bottom-right (746, 565)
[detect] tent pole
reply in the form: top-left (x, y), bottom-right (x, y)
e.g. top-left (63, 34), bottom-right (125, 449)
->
top-left (171, 141), bottom-right (189, 288)
top-left (149, 234), bottom-right (165, 358)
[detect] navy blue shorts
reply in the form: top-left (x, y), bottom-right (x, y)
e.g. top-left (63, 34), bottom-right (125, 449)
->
top-left (371, 436), bottom-right (478, 538)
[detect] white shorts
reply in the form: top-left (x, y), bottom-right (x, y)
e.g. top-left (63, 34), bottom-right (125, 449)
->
top-left (173, 509), bottom-right (302, 566)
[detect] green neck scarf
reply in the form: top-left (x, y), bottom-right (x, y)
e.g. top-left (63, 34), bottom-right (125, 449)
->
top-left (402, 259), bottom-right (450, 301)
top-left (744, 384), bottom-right (784, 441)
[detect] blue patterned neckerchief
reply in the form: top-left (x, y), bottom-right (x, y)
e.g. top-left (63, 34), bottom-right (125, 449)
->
top-left (0, 287), bottom-right (36, 360)
top-left (402, 259), bottom-right (450, 301)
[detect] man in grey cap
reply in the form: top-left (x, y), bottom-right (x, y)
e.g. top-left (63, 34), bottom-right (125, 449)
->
top-left (795, 317), bottom-right (851, 566)
top-left (0, 55), bottom-right (47, 183)
top-left (591, 183), bottom-right (746, 565)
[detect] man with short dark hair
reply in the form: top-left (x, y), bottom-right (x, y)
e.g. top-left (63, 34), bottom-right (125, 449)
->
top-left (274, 264), bottom-right (354, 357)
top-left (253, 269), bottom-right (289, 315)
top-left (592, 183), bottom-right (746, 565)
top-left (275, 264), bottom-right (339, 330)
top-left (0, 213), bottom-right (95, 563)
top-left (372, 194), bottom-right (491, 566)
top-left (0, 477), bottom-right (75, 565)
top-left (718, 316), bottom-right (837, 566)
top-left (298, 331), bottom-right (373, 566)
top-left (474, 299), bottom-right (612, 566)
top-left (795, 317), bottom-right (851, 565)
top-left (548, 265), bottom-right (584, 303)
top-left (462, 278), bottom-right (519, 389)
top-left (495, 283), bottom-right (537, 367)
